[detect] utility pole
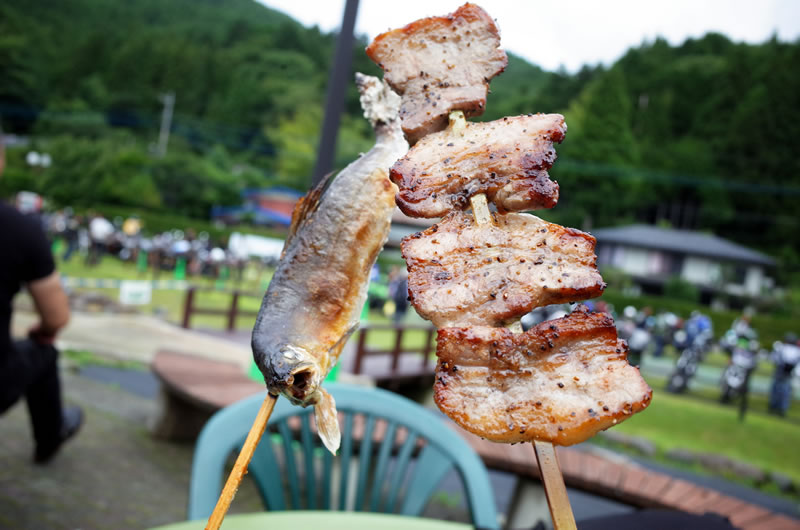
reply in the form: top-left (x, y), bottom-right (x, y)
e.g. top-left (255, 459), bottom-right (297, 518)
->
top-left (157, 92), bottom-right (175, 158)
top-left (311, 0), bottom-right (359, 186)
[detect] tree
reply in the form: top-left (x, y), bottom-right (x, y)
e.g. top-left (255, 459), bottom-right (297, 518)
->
top-left (556, 67), bottom-right (640, 229)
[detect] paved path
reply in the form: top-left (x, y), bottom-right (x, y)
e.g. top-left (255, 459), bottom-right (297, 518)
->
top-left (0, 370), bottom-right (264, 530)
top-left (11, 310), bottom-right (251, 370)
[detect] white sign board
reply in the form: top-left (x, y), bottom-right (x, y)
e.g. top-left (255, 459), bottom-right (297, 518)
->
top-left (119, 281), bottom-right (152, 306)
top-left (228, 232), bottom-right (285, 260)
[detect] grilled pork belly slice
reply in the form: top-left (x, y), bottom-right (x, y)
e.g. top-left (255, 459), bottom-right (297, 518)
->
top-left (365, 3), bottom-right (507, 144)
top-left (434, 306), bottom-right (653, 445)
top-left (391, 114), bottom-right (565, 218)
top-left (401, 211), bottom-right (605, 328)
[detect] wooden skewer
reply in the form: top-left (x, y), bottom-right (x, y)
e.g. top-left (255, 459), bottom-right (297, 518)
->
top-left (472, 190), bottom-right (576, 529)
top-left (206, 393), bottom-right (278, 530)
top-left (457, 110), bottom-right (576, 530)
top-left (533, 441), bottom-right (577, 529)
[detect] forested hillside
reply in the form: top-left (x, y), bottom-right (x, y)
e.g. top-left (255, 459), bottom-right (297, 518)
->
top-left (1, 0), bottom-right (798, 266)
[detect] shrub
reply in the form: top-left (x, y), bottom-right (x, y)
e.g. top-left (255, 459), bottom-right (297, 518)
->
top-left (664, 275), bottom-right (700, 303)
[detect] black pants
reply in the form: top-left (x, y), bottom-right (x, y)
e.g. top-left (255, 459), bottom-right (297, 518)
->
top-left (0, 339), bottom-right (63, 452)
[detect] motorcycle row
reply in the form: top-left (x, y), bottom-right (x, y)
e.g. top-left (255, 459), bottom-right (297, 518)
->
top-left (522, 304), bottom-right (799, 417)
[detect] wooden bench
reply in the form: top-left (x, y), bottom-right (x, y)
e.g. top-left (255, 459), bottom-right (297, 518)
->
top-left (349, 324), bottom-right (437, 390)
top-left (151, 325), bottom-right (438, 442)
top-left (150, 350), bottom-right (263, 441)
top-left (454, 425), bottom-right (800, 530)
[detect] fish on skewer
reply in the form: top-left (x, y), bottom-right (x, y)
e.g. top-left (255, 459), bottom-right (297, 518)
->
top-left (402, 210), bottom-right (605, 328)
top-left (434, 305), bottom-right (653, 445)
top-left (366, 3), bottom-right (507, 144)
top-left (391, 113), bottom-right (565, 218)
top-left (251, 74), bottom-right (408, 453)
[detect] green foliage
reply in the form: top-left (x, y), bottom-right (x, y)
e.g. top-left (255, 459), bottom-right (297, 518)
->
top-left (598, 267), bottom-right (633, 291)
top-left (265, 105), bottom-right (323, 191)
top-left (0, 0), bottom-right (797, 271)
top-left (482, 53), bottom-right (548, 119)
top-left (663, 275), bottom-right (700, 303)
top-left (34, 99), bottom-right (109, 138)
top-left (557, 67), bottom-right (641, 229)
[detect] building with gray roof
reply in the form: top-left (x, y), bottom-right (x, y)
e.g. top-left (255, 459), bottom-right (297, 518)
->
top-left (591, 224), bottom-right (776, 301)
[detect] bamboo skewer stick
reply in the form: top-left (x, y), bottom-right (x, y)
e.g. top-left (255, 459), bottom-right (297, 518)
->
top-left (471, 189), bottom-right (576, 530)
top-left (533, 441), bottom-right (576, 530)
top-left (455, 110), bottom-right (576, 530)
top-left (206, 393), bottom-right (278, 530)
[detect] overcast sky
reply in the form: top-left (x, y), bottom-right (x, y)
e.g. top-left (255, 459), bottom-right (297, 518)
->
top-left (259, 0), bottom-right (800, 71)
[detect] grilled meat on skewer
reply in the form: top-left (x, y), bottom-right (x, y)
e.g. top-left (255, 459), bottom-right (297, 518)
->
top-left (251, 74), bottom-right (408, 453)
top-left (434, 306), bottom-right (653, 445)
top-left (366, 3), bottom-right (507, 145)
top-left (402, 211), bottom-right (605, 328)
top-left (391, 114), bottom-right (565, 218)
top-left (368, 5), bottom-right (651, 454)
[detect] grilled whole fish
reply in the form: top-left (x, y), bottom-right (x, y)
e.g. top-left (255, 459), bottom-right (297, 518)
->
top-left (251, 74), bottom-right (408, 453)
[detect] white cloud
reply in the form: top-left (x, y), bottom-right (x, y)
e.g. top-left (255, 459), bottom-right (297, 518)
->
top-left (260, 0), bottom-right (800, 71)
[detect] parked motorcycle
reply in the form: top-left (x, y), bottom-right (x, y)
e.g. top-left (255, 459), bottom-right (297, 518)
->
top-left (667, 312), bottom-right (713, 393)
top-left (719, 335), bottom-right (760, 403)
top-left (650, 311), bottom-right (680, 357)
top-left (617, 306), bottom-right (651, 367)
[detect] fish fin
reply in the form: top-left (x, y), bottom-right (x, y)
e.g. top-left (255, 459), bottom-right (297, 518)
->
top-left (327, 323), bottom-right (359, 366)
top-left (314, 388), bottom-right (341, 455)
top-left (282, 171), bottom-right (337, 257)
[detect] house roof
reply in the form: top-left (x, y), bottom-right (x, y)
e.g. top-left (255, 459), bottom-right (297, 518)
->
top-left (591, 224), bottom-right (776, 267)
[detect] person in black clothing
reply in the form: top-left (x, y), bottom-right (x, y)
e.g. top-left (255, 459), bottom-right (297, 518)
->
top-left (0, 130), bottom-right (83, 463)
top-left (61, 212), bottom-right (81, 262)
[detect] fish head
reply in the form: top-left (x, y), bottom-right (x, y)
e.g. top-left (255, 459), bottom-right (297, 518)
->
top-left (253, 340), bottom-right (327, 407)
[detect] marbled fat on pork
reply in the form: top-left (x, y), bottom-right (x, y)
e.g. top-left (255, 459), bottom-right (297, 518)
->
top-left (391, 114), bottom-right (565, 218)
top-left (401, 211), bottom-right (605, 328)
top-left (434, 306), bottom-right (653, 445)
top-left (366, 3), bottom-right (508, 144)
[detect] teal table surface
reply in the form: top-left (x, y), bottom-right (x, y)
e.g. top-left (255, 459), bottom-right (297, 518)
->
top-left (151, 511), bottom-right (472, 530)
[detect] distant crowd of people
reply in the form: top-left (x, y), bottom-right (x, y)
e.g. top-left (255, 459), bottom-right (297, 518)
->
top-left (37, 208), bottom-right (252, 281)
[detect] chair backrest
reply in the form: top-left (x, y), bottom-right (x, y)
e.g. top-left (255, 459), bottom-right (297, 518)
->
top-left (188, 383), bottom-right (498, 529)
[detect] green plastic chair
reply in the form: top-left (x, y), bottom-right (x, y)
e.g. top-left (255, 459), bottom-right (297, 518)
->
top-left (188, 383), bottom-right (498, 529)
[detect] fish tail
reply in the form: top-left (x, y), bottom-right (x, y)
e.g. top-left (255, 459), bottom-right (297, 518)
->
top-left (314, 388), bottom-right (341, 454)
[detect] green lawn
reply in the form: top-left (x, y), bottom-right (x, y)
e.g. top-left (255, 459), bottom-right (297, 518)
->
top-left (57, 254), bottom-right (270, 327)
top-left (57, 253), bottom-right (272, 292)
top-left (613, 376), bottom-right (800, 483)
